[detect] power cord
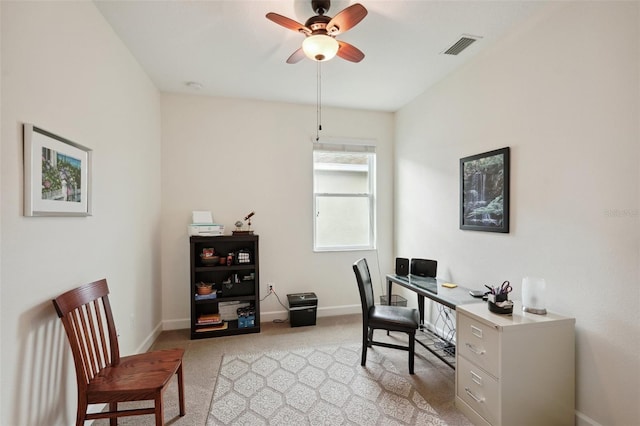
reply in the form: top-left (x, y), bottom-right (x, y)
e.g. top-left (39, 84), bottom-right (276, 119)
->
top-left (261, 287), bottom-right (289, 324)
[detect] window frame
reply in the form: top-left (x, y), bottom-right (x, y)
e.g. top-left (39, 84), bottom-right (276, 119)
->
top-left (312, 140), bottom-right (376, 252)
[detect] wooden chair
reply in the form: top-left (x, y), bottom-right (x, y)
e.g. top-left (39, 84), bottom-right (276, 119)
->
top-left (52, 279), bottom-right (185, 425)
top-left (353, 258), bottom-right (419, 374)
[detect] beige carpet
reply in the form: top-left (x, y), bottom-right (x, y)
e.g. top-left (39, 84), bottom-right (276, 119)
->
top-left (207, 343), bottom-right (449, 426)
top-left (92, 315), bottom-right (472, 426)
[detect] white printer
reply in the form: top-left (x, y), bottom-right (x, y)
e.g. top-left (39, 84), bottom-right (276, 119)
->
top-left (188, 210), bottom-right (225, 236)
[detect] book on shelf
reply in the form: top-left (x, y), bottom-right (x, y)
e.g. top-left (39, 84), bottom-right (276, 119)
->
top-left (195, 292), bottom-right (217, 301)
top-left (195, 322), bottom-right (228, 332)
top-left (197, 313), bottom-right (222, 325)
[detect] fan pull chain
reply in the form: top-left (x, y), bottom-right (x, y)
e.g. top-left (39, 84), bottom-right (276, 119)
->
top-left (316, 60), bottom-right (322, 141)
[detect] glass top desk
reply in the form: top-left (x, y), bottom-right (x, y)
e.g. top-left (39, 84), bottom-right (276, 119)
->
top-left (385, 274), bottom-right (483, 368)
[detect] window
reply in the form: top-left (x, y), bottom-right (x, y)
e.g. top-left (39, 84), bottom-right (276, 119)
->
top-left (313, 140), bottom-right (376, 251)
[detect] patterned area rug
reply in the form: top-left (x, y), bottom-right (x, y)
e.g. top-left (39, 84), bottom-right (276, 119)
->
top-left (206, 343), bottom-right (449, 425)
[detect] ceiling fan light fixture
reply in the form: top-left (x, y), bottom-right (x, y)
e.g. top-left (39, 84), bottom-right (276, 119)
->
top-left (302, 34), bottom-right (339, 61)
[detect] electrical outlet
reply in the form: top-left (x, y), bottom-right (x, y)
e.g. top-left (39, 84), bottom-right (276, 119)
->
top-left (268, 283), bottom-right (274, 293)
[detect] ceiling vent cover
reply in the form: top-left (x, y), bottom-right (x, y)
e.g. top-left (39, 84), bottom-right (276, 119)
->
top-left (442, 35), bottom-right (481, 55)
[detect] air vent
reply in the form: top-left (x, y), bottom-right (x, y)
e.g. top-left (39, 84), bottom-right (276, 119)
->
top-left (442, 35), bottom-right (481, 55)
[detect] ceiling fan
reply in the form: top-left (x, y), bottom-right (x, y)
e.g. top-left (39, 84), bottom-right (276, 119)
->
top-left (266, 0), bottom-right (367, 64)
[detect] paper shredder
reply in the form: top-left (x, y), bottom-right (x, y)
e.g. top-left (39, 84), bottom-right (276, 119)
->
top-left (287, 292), bottom-right (318, 327)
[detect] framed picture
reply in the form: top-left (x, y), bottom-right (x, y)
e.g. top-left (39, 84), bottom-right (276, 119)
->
top-left (23, 124), bottom-right (92, 216)
top-left (460, 147), bottom-right (509, 232)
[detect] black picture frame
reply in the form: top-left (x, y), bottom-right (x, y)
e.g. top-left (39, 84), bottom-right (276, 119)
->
top-left (460, 147), bottom-right (510, 233)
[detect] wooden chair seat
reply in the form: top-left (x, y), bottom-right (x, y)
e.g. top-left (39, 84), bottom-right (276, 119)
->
top-left (87, 349), bottom-right (184, 403)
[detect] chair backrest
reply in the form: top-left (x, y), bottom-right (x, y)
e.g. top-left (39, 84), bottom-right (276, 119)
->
top-left (353, 258), bottom-right (375, 313)
top-left (410, 258), bottom-right (437, 277)
top-left (52, 279), bottom-right (120, 393)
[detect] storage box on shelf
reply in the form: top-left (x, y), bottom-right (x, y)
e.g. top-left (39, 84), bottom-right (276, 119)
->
top-left (190, 234), bottom-right (260, 339)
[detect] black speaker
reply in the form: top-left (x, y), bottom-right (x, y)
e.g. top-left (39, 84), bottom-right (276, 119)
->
top-left (395, 258), bottom-right (409, 276)
top-left (410, 258), bottom-right (438, 277)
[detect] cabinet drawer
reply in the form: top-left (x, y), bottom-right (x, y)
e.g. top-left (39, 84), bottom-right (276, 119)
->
top-left (458, 313), bottom-right (500, 376)
top-left (457, 356), bottom-right (499, 425)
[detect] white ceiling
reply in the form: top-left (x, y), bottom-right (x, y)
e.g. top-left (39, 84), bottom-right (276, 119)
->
top-left (95, 0), bottom-right (544, 112)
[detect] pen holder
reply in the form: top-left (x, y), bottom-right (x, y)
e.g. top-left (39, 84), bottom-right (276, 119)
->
top-left (488, 293), bottom-right (513, 314)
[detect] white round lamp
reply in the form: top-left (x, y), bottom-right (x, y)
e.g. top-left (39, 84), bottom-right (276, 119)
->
top-left (302, 35), bottom-right (339, 61)
top-left (522, 276), bottom-right (547, 315)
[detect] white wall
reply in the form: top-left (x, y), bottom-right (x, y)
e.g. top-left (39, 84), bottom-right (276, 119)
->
top-left (160, 94), bottom-right (394, 327)
top-left (1, 2), bottom-right (162, 425)
top-left (395, 2), bottom-right (639, 426)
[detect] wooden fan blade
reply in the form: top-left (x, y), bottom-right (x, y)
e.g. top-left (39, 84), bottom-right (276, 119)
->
top-left (326, 3), bottom-right (367, 36)
top-left (286, 47), bottom-right (306, 64)
top-left (337, 40), bottom-right (365, 62)
top-left (266, 12), bottom-right (311, 35)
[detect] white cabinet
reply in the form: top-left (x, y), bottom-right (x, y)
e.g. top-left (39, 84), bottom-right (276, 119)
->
top-left (455, 303), bottom-right (575, 426)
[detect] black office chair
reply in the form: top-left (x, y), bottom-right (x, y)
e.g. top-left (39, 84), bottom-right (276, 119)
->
top-left (353, 258), bottom-right (420, 374)
top-left (410, 258), bottom-right (438, 325)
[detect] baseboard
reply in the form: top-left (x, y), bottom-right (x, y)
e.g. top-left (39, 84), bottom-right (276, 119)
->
top-left (162, 304), bottom-right (362, 330)
top-left (575, 411), bottom-right (603, 426)
top-left (136, 322), bottom-right (163, 353)
top-left (318, 304), bottom-right (361, 317)
top-left (260, 304), bottom-right (361, 323)
top-left (163, 318), bottom-right (190, 331)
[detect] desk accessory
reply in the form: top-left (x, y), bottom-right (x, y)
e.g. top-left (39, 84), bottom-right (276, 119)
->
top-left (233, 211), bottom-right (255, 235)
top-left (486, 280), bottom-right (513, 314)
top-left (522, 276), bottom-right (547, 314)
top-left (395, 258), bottom-right (409, 276)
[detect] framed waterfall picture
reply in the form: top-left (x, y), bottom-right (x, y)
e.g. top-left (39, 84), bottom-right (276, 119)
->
top-left (460, 147), bottom-right (510, 233)
top-left (23, 124), bottom-right (92, 216)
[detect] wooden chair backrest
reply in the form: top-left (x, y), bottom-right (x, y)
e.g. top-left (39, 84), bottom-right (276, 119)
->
top-left (52, 279), bottom-right (120, 391)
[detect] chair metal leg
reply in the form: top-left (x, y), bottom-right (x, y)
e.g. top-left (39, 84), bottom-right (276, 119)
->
top-left (417, 295), bottom-right (425, 328)
top-left (409, 332), bottom-right (416, 375)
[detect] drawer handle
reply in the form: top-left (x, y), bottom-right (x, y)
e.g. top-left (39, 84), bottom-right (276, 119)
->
top-left (471, 325), bottom-right (483, 338)
top-left (465, 342), bottom-right (486, 355)
top-left (471, 370), bottom-right (483, 386)
top-left (465, 387), bottom-right (485, 404)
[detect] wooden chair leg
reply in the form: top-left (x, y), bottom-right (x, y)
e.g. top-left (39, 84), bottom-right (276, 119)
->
top-left (367, 328), bottom-right (373, 347)
top-left (154, 394), bottom-right (164, 426)
top-left (408, 332), bottom-right (416, 375)
top-left (76, 400), bottom-right (87, 426)
top-left (109, 403), bottom-right (117, 426)
top-left (177, 363), bottom-right (186, 416)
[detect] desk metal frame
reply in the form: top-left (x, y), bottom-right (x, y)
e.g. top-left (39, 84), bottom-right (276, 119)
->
top-left (386, 274), bottom-right (481, 369)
